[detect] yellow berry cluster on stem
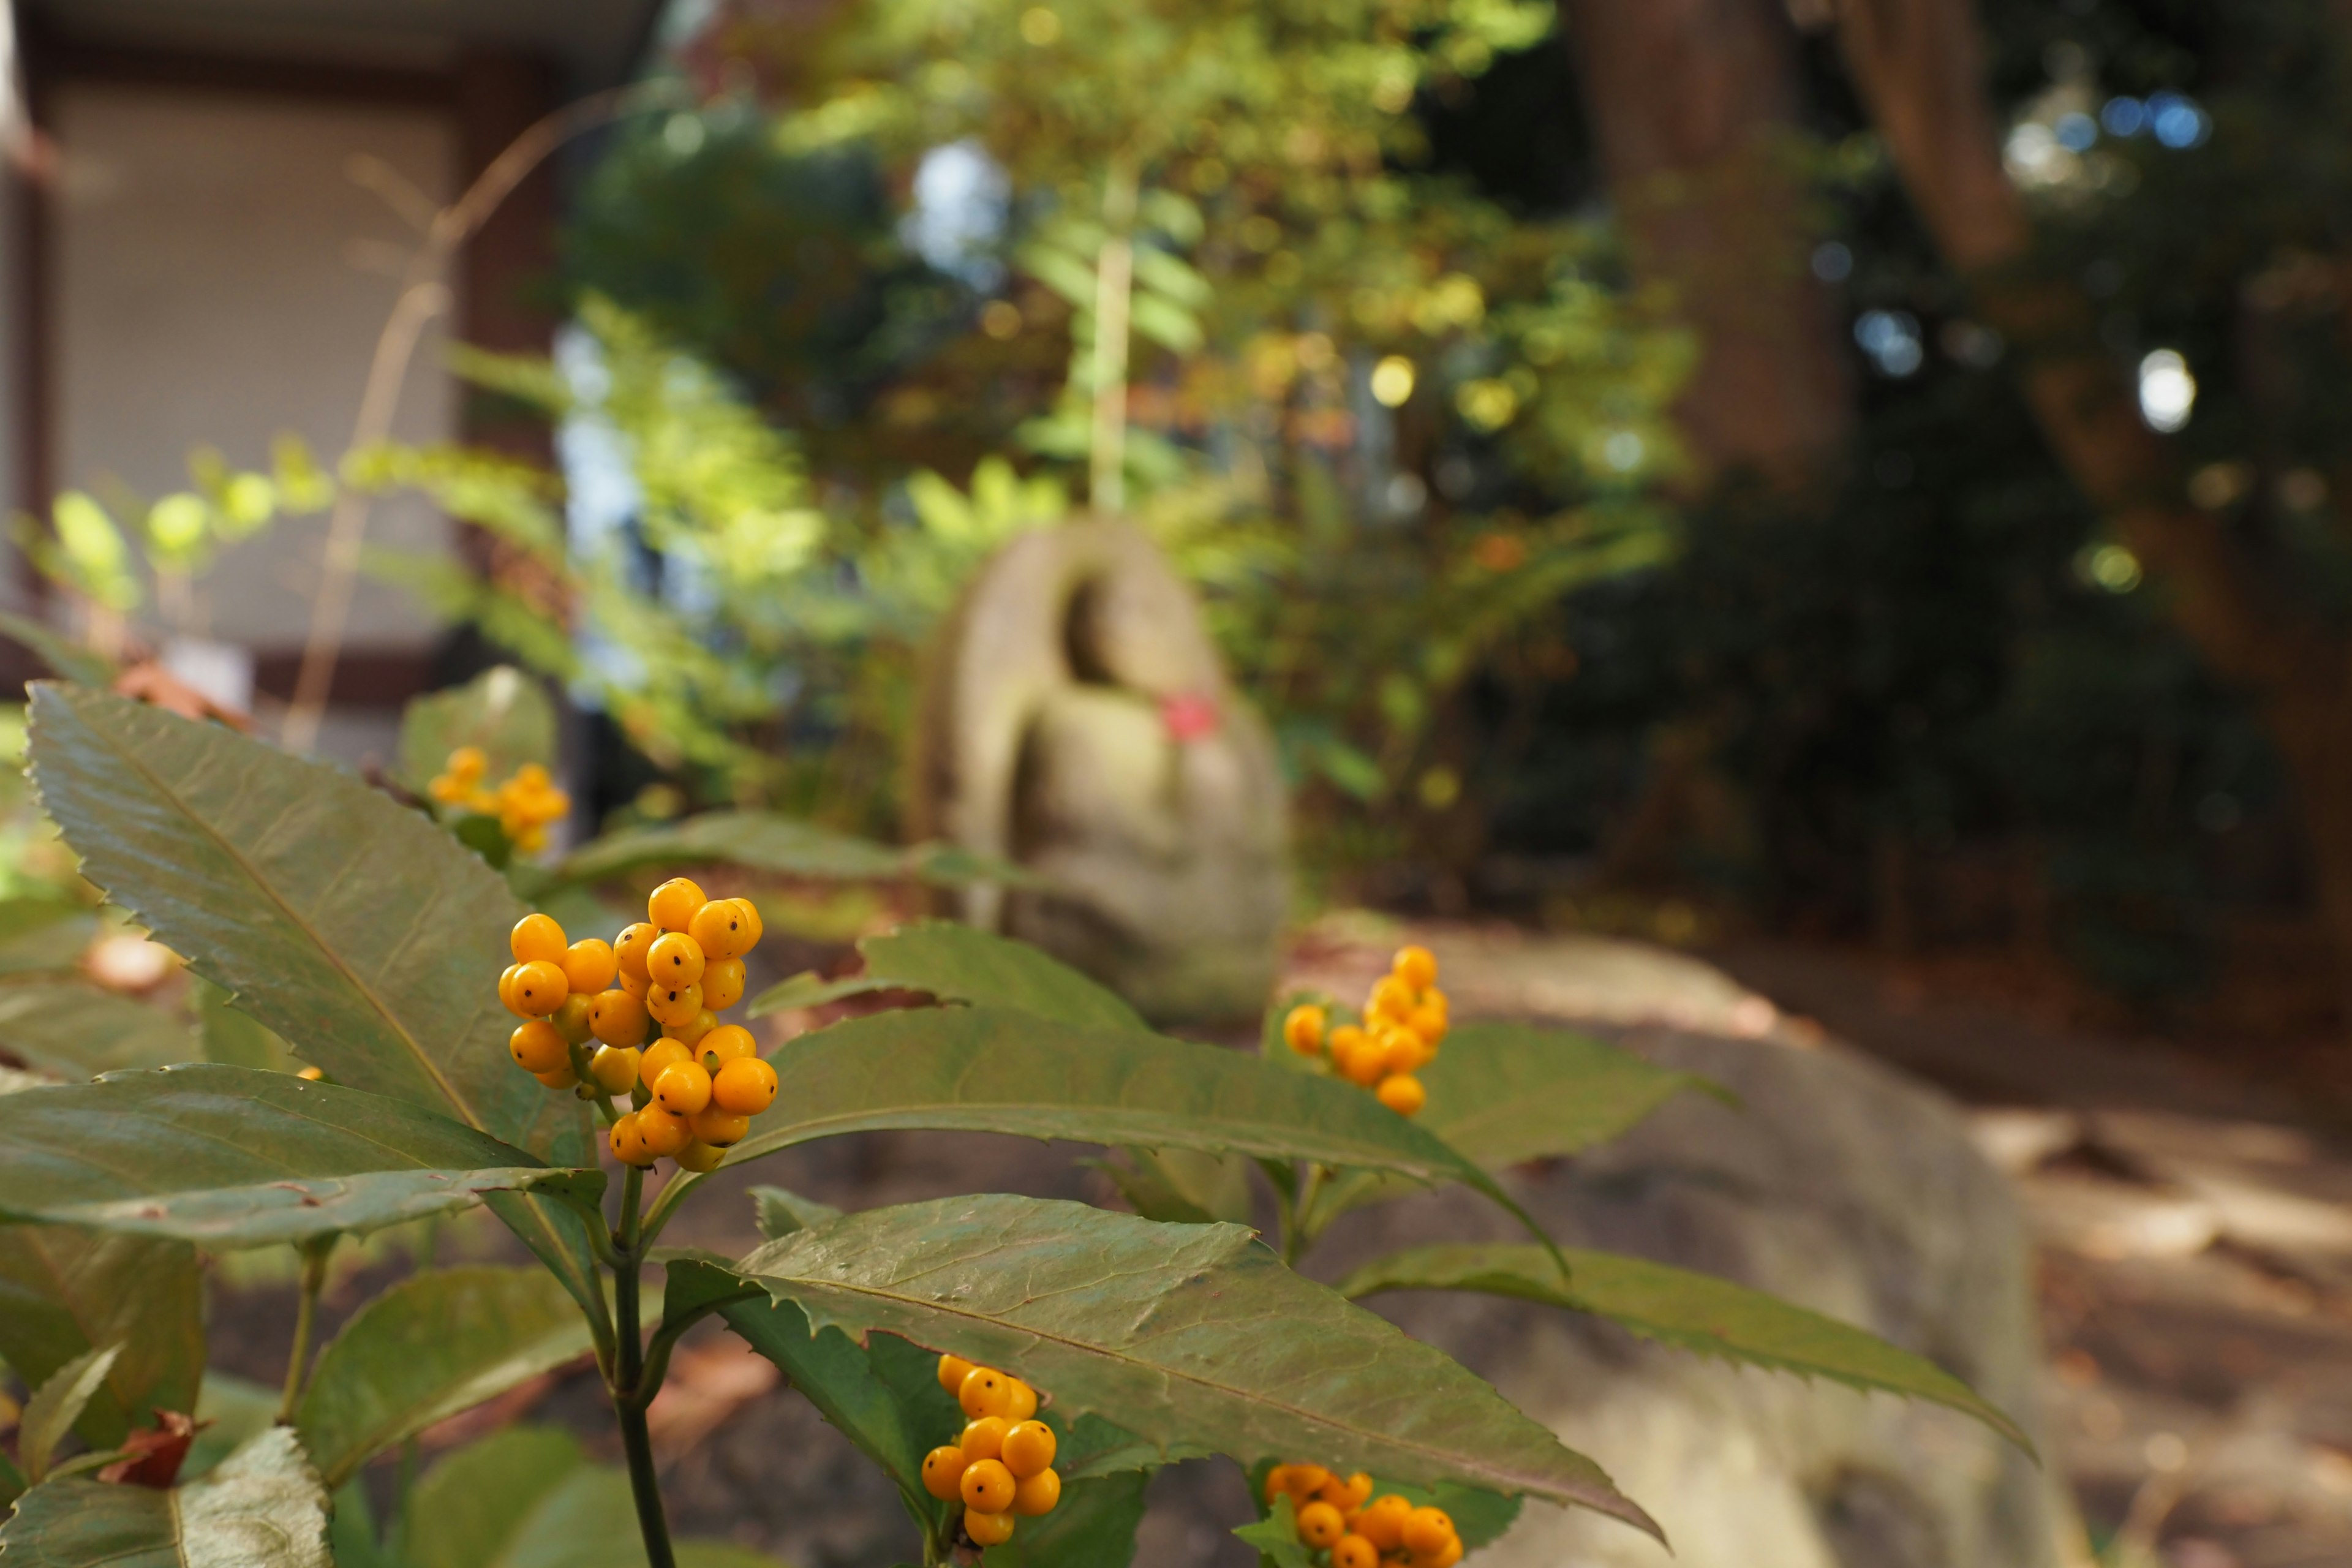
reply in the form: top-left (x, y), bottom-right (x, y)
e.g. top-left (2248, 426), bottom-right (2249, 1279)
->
top-left (429, 745), bottom-right (571, 852)
top-left (1284, 944), bottom-right (1449, 1117)
top-left (499, 876), bottom-right (774, 1175)
top-left (1265, 1463), bottom-right (1464, 1568)
top-left (921, 1354), bottom-right (1063, 1548)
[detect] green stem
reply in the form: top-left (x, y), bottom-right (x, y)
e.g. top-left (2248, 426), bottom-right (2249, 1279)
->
top-left (611, 1166), bottom-right (678, 1568)
top-left (277, 1235), bottom-right (336, 1422)
top-left (1281, 1164), bottom-right (1327, 1267)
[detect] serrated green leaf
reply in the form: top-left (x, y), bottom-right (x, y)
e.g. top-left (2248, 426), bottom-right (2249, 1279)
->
top-left (0, 1426), bottom-right (330, 1567)
top-left (0, 1065), bottom-right (602, 1246)
top-left (194, 976), bottom-right (298, 1072)
top-left (1233, 1496), bottom-right (1317, 1568)
top-left (295, 1267), bottom-right (597, 1488)
top-left (750, 1185), bottom-right (843, 1240)
top-left (979, 1470), bottom-right (1148, 1568)
top-left (397, 666), bottom-right (557, 796)
top-left (1421, 1022), bottom-right (1720, 1166)
top-left (553, 811), bottom-right (1020, 890)
top-left (20, 1344), bottom-right (122, 1483)
top-left (748, 922), bottom-right (1140, 1030)
top-left (1336, 1244), bottom-right (2034, 1454)
top-left (22, 684), bottom-right (598, 1307)
top-left (0, 1227), bottom-right (203, 1451)
top-left (0, 978), bottom-right (197, 1079)
top-left (727, 1194), bottom-right (1656, 1534)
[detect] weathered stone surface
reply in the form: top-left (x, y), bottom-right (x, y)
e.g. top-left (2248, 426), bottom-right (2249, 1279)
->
top-left (910, 521), bottom-right (1287, 1022)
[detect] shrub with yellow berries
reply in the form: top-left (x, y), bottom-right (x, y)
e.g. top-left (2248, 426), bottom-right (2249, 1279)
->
top-left (499, 875), bottom-right (774, 1174)
top-left (1263, 1463), bottom-right (1464, 1568)
top-left (920, 1354), bottom-right (1062, 1547)
top-left (428, 746), bottom-right (571, 853)
top-left (1282, 945), bottom-right (1448, 1117)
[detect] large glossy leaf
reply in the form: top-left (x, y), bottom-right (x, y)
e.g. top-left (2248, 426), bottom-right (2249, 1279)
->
top-left (0, 1426), bottom-right (331, 1567)
top-left (0, 1065), bottom-right (602, 1246)
top-left (295, 1267), bottom-right (597, 1488)
top-left (1335, 1244), bottom-right (2033, 1453)
top-left (24, 685), bottom-right (598, 1300)
top-left (401, 1425), bottom-right (781, 1568)
top-left (718, 1008), bottom-right (1539, 1239)
top-left (0, 979), bottom-right (195, 1079)
top-left (0, 1226), bottom-right (203, 1449)
top-left (397, 666), bottom-right (556, 796)
top-left (554, 810), bottom-right (1023, 891)
top-left (749, 921), bottom-right (1142, 1030)
top-left (726, 1194), bottom-right (1656, 1535)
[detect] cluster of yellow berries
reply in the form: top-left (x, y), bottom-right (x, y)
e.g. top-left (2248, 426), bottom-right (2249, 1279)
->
top-left (919, 1355), bottom-right (1063, 1547)
top-left (429, 747), bottom-right (571, 853)
top-left (498, 876), bottom-right (778, 1174)
top-left (1264, 1464), bottom-right (1463, 1568)
top-left (1282, 945), bottom-right (1449, 1117)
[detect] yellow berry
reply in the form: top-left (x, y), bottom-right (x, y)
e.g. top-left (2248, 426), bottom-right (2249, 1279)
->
top-left (699, 958), bottom-right (745, 1012)
top-left (959, 1415), bottom-right (1008, 1462)
top-left (614, 922), bottom-right (659, 984)
top-left (510, 913), bottom-right (567, 965)
top-left (1263, 1466), bottom-right (1294, 1503)
top-left (672, 1009), bottom-right (718, 1049)
top-left (647, 931), bottom-right (706, 989)
top-left (1367, 976), bottom-right (1415, 1020)
top-left (962, 1510), bottom-right (1014, 1547)
top-left (1355, 1494), bottom-right (1411, 1550)
top-left (696, 1024), bottom-right (757, 1074)
top-left (508, 960), bottom-right (568, 1018)
top-left (960, 1366), bottom-right (1016, 1420)
top-left (672, 1140), bottom-right (724, 1174)
top-left (638, 1038), bottom-right (693, 1091)
top-left (712, 1056), bottom-right (778, 1115)
top-left (688, 1105), bottom-right (749, 1147)
top-left (1341, 1472), bottom-right (1374, 1509)
top-left (589, 989), bottom-right (652, 1049)
top-left (532, 1066), bottom-right (576, 1090)
top-left (1374, 1024), bottom-right (1425, 1078)
top-left (1408, 1005), bottom-right (1448, 1047)
top-left (447, 745), bottom-right (486, 780)
top-left (729, 897), bottom-right (764, 948)
top-left (1423, 1538), bottom-right (1463, 1568)
top-left (636, 1104), bottom-right (691, 1158)
top-left (509, 1020), bottom-right (569, 1074)
top-left (1376, 1074), bottom-right (1427, 1116)
top-left (562, 939), bottom-right (617, 995)
top-left (1393, 944), bottom-right (1438, 990)
top-left (646, 982), bottom-right (703, 1028)
top-left (648, 877), bottom-right (706, 933)
top-left (1001, 1420), bottom-right (1055, 1479)
top-left (1333, 1534), bottom-right (1378, 1568)
top-left (550, 997), bottom-right (592, 1049)
top-left (589, 1046), bottom-right (642, 1095)
top-left (497, 963), bottom-right (524, 1012)
top-left (688, 900), bottom-right (753, 962)
top-left (1336, 1030), bottom-right (1388, 1086)
top-left (1284, 1464), bottom-right (1330, 1498)
top-left (921, 1445), bottom-right (967, 1501)
top-left (1297, 1501), bottom-right (1345, 1548)
top-left (1012, 1466), bottom-right (1060, 1517)
top-left (1283, 1003), bottom-right (1326, 1055)
top-left (960, 1458), bottom-right (1016, 1513)
top-left (653, 1060), bottom-right (712, 1117)
top-left (1403, 1507), bottom-right (1456, 1557)
top-left (938, 1354), bottom-right (975, 1394)
top-left (609, 1114), bottom-right (655, 1167)
top-left (1003, 1378), bottom-right (1038, 1423)
top-left (619, 969), bottom-right (648, 998)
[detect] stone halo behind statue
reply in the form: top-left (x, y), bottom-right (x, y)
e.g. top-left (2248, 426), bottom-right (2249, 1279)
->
top-left (908, 518), bottom-right (1289, 1025)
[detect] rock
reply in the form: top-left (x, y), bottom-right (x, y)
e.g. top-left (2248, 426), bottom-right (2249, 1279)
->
top-left (910, 521), bottom-right (1288, 1023)
top-left (1325, 1017), bottom-right (2074, 1568)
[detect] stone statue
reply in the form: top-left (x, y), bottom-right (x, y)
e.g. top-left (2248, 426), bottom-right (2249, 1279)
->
top-left (908, 520), bottom-right (1289, 1023)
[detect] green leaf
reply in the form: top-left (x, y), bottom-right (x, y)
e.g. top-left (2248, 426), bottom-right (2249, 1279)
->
top-left (1089, 1147), bottom-right (1254, 1226)
top-left (1233, 1496), bottom-right (1317, 1568)
top-left (726, 1194), bottom-right (1656, 1534)
top-left (0, 900), bottom-right (98, 977)
top-left (747, 921), bottom-right (1140, 1030)
top-left (0, 1065), bottom-right (603, 1246)
top-left (0, 979), bottom-right (198, 1079)
top-left (1335, 1244), bottom-right (2034, 1454)
top-left (1420, 1022), bottom-right (1721, 1166)
top-left (554, 811), bottom-right (1024, 890)
top-left (750, 1185), bottom-right (843, 1240)
top-left (397, 666), bottom-right (557, 796)
top-left (194, 975), bottom-right (299, 1072)
top-left (0, 609), bottom-right (114, 687)
top-left (0, 1226), bottom-right (203, 1450)
top-left (23, 685), bottom-right (598, 1305)
top-left (979, 1470), bottom-right (1149, 1568)
top-left (0, 1427), bottom-right (331, 1567)
top-left (20, 1344), bottom-right (122, 1483)
top-left (295, 1267), bottom-right (598, 1488)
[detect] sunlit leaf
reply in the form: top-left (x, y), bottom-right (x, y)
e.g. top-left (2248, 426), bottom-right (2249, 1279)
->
top-left (0, 1427), bottom-right (331, 1567)
top-left (296, 1267), bottom-right (597, 1488)
top-left (724, 1194), bottom-right (1656, 1533)
top-left (396, 666), bottom-right (557, 797)
top-left (1335, 1244), bottom-right (2033, 1453)
top-left (751, 921), bottom-right (1140, 1029)
top-left (0, 1066), bottom-right (603, 1247)
top-left (0, 1226), bottom-right (203, 1451)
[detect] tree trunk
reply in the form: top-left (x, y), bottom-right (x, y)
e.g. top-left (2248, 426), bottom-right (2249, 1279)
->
top-left (1830, 0), bottom-right (2352, 1017)
top-left (1564, 0), bottom-right (1855, 488)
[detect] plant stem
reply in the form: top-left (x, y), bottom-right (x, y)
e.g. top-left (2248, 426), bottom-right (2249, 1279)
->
top-left (277, 1235), bottom-right (335, 1422)
top-left (611, 1165), bottom-right (678, 1568)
